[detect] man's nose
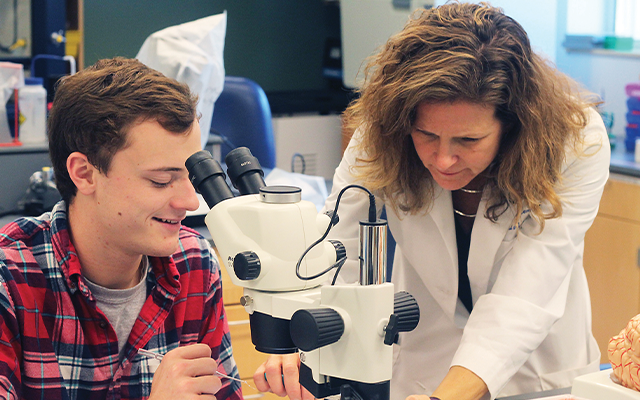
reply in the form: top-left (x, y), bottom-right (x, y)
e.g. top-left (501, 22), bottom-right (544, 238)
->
top-left (173, 178), bottom-right (201, 211)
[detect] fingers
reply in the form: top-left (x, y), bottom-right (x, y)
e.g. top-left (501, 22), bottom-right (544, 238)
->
top-left (253, 354), bottom-right (314, 400)
top-left (148, 344), bottom-right (222, 400)
top-left (301, 385), bottom-right (316, 400)
top-left (280, 355), bottom-right (302, 399)
top-left (190, 374), bottom-right (222, 396)
top-left (263, 356), bottom-right (289, 396)
top-left (167, 344), bottom-right (218, 378)
top-left (169, 342), bottom-right (212, 360)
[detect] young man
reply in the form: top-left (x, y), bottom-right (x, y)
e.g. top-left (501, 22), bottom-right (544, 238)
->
top-left (0, 58), bottom-right (243, 400)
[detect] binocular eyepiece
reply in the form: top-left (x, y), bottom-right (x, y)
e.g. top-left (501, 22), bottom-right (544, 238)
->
top-left (186, 147), bottom-right (266, 208)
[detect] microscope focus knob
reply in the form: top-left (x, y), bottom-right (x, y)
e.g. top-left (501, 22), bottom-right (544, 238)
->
top-left (384, 291), bottom-right (421, 345)
top-left (394, 291), bottom-right (420, 332)
top-left (290, 308), bottom-right (344, 352)
top-left (234, 251), bottom-right (261, 280)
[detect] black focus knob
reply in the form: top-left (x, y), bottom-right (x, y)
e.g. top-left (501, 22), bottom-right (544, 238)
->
top-left (328, 240), bottom-right (346, 262)
top-left (384, 291), bottom-right (420, 345)
top-left (394, 291), bottom-right (420, 332)
top-left (233, 251), bottom-right (261, 280)
top-left (290, 308), bottom-right (344, 352)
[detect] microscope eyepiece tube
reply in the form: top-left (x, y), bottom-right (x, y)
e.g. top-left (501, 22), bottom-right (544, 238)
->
top-left (225, 147), bottom-right (266, 195)
top-left (185, 150), bottom-right (234, 208)
top-left (359, 220), bottom-right (387, 285)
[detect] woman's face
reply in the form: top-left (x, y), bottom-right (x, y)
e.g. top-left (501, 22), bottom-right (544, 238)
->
top-left (410, 101), bottom-right (503, 191)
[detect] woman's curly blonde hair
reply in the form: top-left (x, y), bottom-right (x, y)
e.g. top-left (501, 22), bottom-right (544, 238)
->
top-left (343, 2), bottom-right (599, 228)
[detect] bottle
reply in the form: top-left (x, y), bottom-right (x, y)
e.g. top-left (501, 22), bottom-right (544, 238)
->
top-left (18, 77), bottom-right (47, 144)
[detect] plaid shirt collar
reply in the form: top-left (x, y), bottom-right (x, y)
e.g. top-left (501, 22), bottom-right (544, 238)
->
top-left (49, 202), bottom-right (181, 298)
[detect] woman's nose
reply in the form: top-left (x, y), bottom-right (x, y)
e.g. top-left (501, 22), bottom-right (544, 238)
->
top-left (433, 143), bottom-right (458, 170)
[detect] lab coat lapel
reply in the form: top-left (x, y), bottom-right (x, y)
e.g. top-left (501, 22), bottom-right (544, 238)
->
top-left (400, 187), bottom-right (459, 321)
top-left (467, 196), bottom-right (516, 302)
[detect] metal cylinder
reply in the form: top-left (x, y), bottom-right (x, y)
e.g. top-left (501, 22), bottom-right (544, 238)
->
top-left (359, 220), bottom-right (387, 285)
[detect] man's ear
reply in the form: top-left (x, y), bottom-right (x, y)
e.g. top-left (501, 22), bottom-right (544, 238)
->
top-left (67, 152), bottom-right (98, 195)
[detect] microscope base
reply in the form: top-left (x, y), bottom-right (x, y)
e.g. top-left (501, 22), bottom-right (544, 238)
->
top-left (299, 363), bottom-right (390, 400)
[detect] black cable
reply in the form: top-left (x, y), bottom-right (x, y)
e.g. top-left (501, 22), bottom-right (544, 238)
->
top-left (210, 128), bottom-right (238, 154)
top-left (295, 184), bottom-right (375, 284)
top-left (330, 257), bottom-right (346, 286)
top-left (291, 153), bottom-right (306, 174)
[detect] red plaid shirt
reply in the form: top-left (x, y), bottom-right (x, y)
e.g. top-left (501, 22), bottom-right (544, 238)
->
top-left (0, 202), bottom-right (243, 400)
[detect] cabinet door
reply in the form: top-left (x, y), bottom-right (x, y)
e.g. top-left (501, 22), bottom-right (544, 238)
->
top-left (584, 215), bottom-right (640, 364)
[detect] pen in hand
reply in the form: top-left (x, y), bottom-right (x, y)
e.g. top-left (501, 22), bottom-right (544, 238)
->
top-left (138, 348), bottom-right (254, 389)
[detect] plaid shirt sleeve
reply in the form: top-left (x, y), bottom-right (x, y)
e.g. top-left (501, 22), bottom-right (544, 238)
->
top-left (0, 263), bottom-right (21, 400)
top-left (193, 234), bottom-right (243, 400)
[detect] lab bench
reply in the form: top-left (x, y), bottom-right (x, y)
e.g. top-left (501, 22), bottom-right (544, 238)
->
top-left (0, 143), bottom-right (638, 399)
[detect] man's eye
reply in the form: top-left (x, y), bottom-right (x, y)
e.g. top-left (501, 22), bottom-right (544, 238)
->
top-left (460, 137), bottom-right (479, 143)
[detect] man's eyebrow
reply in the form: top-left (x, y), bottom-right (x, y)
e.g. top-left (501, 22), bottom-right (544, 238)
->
top-left (147, 167), bottom-right (185, 172)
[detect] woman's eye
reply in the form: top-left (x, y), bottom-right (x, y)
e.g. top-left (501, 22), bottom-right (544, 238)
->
top-left (460, 137), bottom-right (479, 143)
top-left (415, 130), bottom-right (437, 140)
top-left (150, 180), bottom-right (171, 188)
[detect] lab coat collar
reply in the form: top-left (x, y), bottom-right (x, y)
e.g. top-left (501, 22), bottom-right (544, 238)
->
top-left (399, 186), bottom-right (515, 323)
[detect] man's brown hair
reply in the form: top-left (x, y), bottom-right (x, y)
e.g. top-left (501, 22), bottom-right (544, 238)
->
top-left (48, 57), bottom-right (198, 205)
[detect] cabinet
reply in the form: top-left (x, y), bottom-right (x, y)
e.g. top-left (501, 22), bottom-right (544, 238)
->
top-left (219, 259), bottom-right (284, 399)
top-left (272, 114), bottom-right (343, 180)
top-left (583, 174), bottom-right (640, 364)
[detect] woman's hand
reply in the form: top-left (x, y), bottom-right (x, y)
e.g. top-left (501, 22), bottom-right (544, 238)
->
top-left (405, 366), bottom-right (488, 400)
top-left (253, 354), bottom-right (316, 400)
top-left (148, 344), bottom-right (221, 399)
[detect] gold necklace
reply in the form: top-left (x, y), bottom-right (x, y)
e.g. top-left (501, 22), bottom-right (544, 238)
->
top-left (453, 208), bottom-right (476, 218)
top-left (457, 187), bottom-right (483, 194)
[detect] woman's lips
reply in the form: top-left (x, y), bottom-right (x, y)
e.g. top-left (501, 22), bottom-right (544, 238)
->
top-left (436, 170), bottom-right (460, 176)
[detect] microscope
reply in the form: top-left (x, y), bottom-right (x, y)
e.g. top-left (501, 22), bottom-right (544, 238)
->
top-left (186, 147), bottom-right (420, 400)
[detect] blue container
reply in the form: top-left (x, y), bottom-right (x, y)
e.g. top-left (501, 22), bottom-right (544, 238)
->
top-left (626, 125), bottom-right (640, 152)
top-left (5, 103), bottom-right (16, 138)
top-left (628, 97), bottom-right (640, 111)
top-left (627, 112), bottom-right (640, 125)
top-left (626, 136), bottom-right (637, 152)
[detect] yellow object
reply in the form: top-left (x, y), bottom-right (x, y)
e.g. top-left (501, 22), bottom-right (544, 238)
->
top-left (8, 39), bottom-right (26, 52)
top-left (65, 30), bottom-right (82, 59)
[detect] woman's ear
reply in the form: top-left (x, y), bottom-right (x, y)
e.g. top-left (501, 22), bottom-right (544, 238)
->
top-left (66, 152), bottom-right (98, 195)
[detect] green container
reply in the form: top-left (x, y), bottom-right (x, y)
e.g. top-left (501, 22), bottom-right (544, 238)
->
top-left (604, 36), bottom-right (634, 50)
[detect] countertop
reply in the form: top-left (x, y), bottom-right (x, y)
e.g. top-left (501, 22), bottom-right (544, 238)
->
top-left (610, 143), bottom-right (640, 177)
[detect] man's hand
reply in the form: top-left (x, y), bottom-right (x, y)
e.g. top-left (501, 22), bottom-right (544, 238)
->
top-left (253, 354), bottom-right (316, 400)
top-left (149, 344), bottom-right (221, 399)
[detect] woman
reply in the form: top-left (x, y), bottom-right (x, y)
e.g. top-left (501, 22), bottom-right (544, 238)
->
top-left (255, 3), bottom-right (610, 400)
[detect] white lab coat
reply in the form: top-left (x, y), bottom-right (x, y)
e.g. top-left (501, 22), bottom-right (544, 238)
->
top-left (324, 107), bottom-right (610, 400)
